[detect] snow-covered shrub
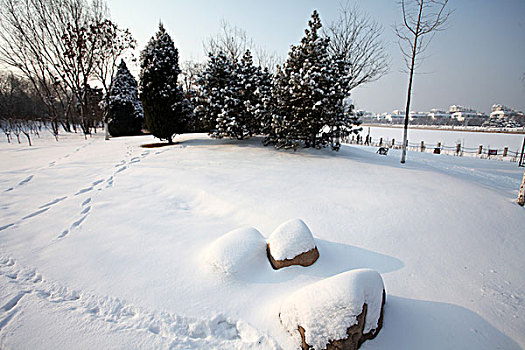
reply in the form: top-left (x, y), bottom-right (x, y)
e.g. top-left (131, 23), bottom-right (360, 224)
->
top-left (280, 268), bottom-right (385, 349)
top-left (139, 23), bottom-right (191, 143)
top-left (107, 60), bottom-right (144, 137)
top-left (203, 227), bottom-right (267, 275)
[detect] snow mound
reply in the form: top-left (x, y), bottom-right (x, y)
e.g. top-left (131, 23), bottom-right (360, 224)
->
top-left (203, 227), bottom-right (267, 275)
top-left (267, 219), bottom-right (316, 261)
top-left (279, 268), bottom-right (385, 350)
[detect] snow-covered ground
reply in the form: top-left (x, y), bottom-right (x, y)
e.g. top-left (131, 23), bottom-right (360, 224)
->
top-left (1, 131), bottom-right (524, 349)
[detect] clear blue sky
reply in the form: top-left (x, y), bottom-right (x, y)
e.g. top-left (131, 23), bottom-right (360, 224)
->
top-left (107, 0), bottom-right (525, 114)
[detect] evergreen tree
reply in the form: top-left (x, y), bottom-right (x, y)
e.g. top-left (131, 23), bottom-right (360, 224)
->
top-left (139, 23), bottom-right (191, 144)
top-left (195, 51), bottom-right (236, 138)
top-left (195, 49), bottom-right (272, 140)
top-left (107, 61), bottom-right (144, 137)
top-left (266, 10), bottom-right (358, 151)
top-left (236, 50), bottom-right (273, 137)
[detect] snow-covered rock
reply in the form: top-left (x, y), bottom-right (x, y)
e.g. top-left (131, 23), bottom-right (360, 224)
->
top-left (267, 219), bottom-right (319, 269)
top-left (279, 268), bottom-right (385, 350)
top-left (203, 227), bottom-right (267, 275)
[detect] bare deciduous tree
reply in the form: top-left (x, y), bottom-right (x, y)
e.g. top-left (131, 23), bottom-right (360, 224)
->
top-left (204, 20), bottom-right (254, 62)
top-left (180, 60), bottom-right (205, 94)
top-left (0, 72), bottom-right (46, 145)
top-left (203, 19), bottom-right (282, 70)
top-left (0, 0), bottom-right (133, 140)
top-left (0, 0), bottom-right (74, 139)
top-left (395, 0), bottom-right (452, 163)
top-left (253, 46), bottom-right (282, 72)
top-left (92, 22), bottom-right (135, 140)
top-left (325, 2), bottom-right (389, 91)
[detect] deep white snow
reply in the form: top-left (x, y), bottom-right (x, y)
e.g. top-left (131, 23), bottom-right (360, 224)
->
top-left (280, 268), bottom-right (384, 349)
top-left (0, 131), bottom-right (524, 349)
top-left (267, 219), bottom-right (316, 261)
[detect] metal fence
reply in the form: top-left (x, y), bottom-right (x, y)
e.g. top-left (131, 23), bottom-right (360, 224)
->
top-left (344, 135), bottom-right (525, 165)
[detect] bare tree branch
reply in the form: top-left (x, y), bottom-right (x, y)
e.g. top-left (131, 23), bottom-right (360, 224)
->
top-left (325, 2), bottom-right (390, 91)
top-left (395, 0), bottom-right (452, 164)
top-left (203, 19), bottom-right (282, 71)
top-left (0, 0), bottom-right (133, 138)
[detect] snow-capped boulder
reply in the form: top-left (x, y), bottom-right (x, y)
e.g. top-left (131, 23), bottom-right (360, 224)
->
top-left (203, 227), bottom-right (267, 275)
top-left (279, 269), bottom-right (386, 350)
top-left (267, 219), bottom-right (319, 270)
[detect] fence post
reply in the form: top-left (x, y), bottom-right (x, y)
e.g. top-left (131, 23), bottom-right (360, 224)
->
top-left (420, 141), bottom-right (425, 152)
top-left (456, 143), bottom-right (461, 156)
top-left (478, 145), bottom-right (483, 155)
top-left (392, 139), bottom-right (395, 147)
top-left (503, 147), bottom-right (508, 157)
top-left (516, 136), bottom-right (525, 166)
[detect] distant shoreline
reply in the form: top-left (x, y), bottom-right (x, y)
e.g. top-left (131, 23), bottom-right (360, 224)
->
top-left (361, 124), bottom-right (525, 135)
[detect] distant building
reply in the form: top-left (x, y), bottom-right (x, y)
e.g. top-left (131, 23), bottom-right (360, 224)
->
top-left (385, 110), bottom-right (405, 124)
top-left (448, 105), bottom-right (486, 122)
top-left (427, 109), bottom-right (450, 120)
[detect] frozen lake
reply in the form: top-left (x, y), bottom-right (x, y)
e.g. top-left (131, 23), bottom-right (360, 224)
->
top-left (362, 126), bottom-right (525, 152)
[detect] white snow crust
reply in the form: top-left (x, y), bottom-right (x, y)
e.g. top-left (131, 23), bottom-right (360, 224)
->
top-left (268, 219), bottom-right (316, 260)
top-left (203, 226), bottom-right (267, 275)
top-left (280, 268), bottom-right (384, 350)
top-left (1, 131), bottom-right (524, 349)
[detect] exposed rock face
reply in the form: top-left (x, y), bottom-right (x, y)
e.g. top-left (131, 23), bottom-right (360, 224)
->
top-left (298, 290), bottom-right (386, 350)
top-left (279, 269), bottom-right (385, 350)
top-left (266, 219), bottom-right (319, 270)
top-left (267, 244), bottom-right (319, 270)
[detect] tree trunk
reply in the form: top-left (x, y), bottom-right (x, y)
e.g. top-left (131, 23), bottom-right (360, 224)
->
top-left (518, 167), bottom-right (525, 206)
top-left (401, 43), bottom-right (418, 164)
top-left (22, 131), bottom-right (32, 146)
top-left (104, 122), bottom-right (109, 140)
top-left (400, 0), bottom-right (423, 164)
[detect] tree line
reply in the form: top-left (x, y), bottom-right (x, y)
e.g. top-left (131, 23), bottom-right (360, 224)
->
top-left (0, 0), bottom-right (391, 150)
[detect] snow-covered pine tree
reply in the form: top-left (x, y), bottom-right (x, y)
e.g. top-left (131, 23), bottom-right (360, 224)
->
top-left (253, 66), bottom-right (273, 137)
top-left (139, 23), bottom-right (191, 144)
top-left (234, 50), bottom-right (259, 138)
top-left (107, 60), bottom-right (144, 137)
top-left (266, 10), bottom-right (357, 151)
top-left (195, 51), bottom-right (236, 138)
top-left (195, 49), bottom-right (272, 140)
top-left (237, 50), bottom-right (273, 137)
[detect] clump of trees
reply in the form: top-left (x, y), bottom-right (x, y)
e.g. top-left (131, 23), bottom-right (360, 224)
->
top-left (265, 10), bottom-right (356, 150)
top-left (194, 10), bottom-right (361, 151)
top-left (1, 2), bottom-right (387, 152)
top-left (0, 72), bottom-right (47, 145)
top-left (195, 49), bottom-right (271, 140)
top-left (0, 0), bottom-right (135, 141)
